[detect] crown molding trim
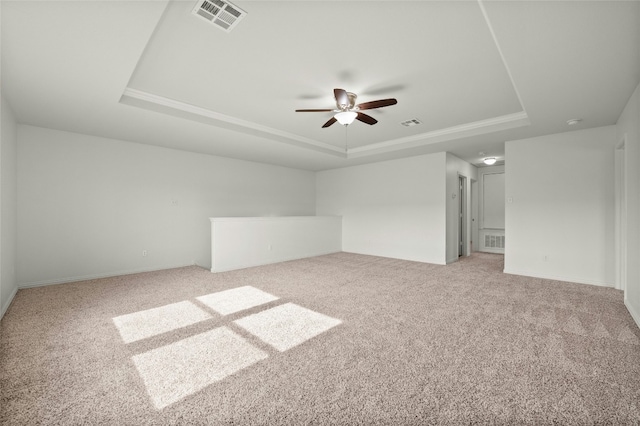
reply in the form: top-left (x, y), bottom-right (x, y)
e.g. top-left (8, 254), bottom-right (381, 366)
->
top-left (121, 88), bottom-right (529, 160)
top-left (120, 88), bottom-right (346, 157)
top-left (347, 111), bottom-right (530, 158)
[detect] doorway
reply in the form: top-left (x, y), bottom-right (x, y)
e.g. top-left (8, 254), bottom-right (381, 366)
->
top-left (458, 175), bottom-right (467, 257)
top-left (471, 179), bottom-right (478, 252)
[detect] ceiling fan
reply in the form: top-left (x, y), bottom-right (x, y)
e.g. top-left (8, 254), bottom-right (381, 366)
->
top-left (296, 88), bottom-right (397, 128)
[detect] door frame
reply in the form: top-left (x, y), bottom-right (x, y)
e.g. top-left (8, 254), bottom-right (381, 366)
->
top-left (458, 175), bottom-right (468, 257)
top-left (471, 179), bottom-right (478, 252)
top-left (615, 135), bottom-right (627, 293)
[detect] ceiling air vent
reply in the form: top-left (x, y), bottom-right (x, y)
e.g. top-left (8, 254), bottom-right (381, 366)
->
top-left (192, 0), bottom-right (247, 33)
top-left (400, 119), bottom-right (422, 127)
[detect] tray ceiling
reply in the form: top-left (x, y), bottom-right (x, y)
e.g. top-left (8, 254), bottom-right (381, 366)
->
top-left (2, 1), bottom-right (639, 170)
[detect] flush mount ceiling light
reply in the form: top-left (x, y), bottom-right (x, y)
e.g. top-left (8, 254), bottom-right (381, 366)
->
top-left (567, 118), bottom-right (582, 126)
top-left (484, 157), bottom-right (497, 165)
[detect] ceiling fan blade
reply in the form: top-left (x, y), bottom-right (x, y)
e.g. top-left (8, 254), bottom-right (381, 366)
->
top-left (334, 88), bottom-right (349, 108)
top-left (322, 117), bottom-right (337, 128)
top-left (356, 98), bottom-right (398, 110)
top-left (356, 112), bottom-right (378, 125)
top-left (295, 109), bottom-right (334, 112)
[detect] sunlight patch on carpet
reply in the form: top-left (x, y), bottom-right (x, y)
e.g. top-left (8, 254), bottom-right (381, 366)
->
top-left (196, 286), bottom-right (279, 315)
top-left (234, 303), bottom-right (342, 351)
top-left (132, 326), bottom-right (268, 409)
top-left (113, 301), bottom-right (212, 343)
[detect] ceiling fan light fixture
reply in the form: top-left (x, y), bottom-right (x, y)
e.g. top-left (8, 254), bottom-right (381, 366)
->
top-left (296, 88), bottom-right (396, 128)
top-left (483, 157), bottom-right (497, 165)
top-left (335, 111), bottom-right (357, 126)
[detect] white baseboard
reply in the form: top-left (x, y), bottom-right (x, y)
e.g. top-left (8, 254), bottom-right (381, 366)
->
top-left (1, 285), bottom-right (18, 320)
top-left (446, 253), bottom-right (473, 264)
top-left (478, 248), bottom-right (505, 254)
top-left (625, 297), bottom-right (640, 330)
top-left (503, 268), bottom-right (613, 288)
top-left (345, 250), bottom-right (445, 266)
top-left (211, 251), bottom-right (339, 273)
top-left (18, 263), bottom-right (198, 289)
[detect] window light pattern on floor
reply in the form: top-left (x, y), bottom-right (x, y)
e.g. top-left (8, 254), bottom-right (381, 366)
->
top-left (113, 286), bottom-right (341, 409)
top-left (112, 301), bottom-right (212, 343)
top-left (132, 326), bottom-right (268, 409)
top-left (196, 285), bottom-right (279, 315)
top-left (235, 302), bottom-right (342, 351)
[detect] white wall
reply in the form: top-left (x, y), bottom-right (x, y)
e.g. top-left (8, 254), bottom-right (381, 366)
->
top-left (445, 153), bottom-right (477, 263)
top-left (617, 83), bottom-right (640, 328)
top-left (1, 96), bottom-right (18, 319)
top-left (16, 125), bottom-right (316, 286)
top-left (504, 126), bottom-right (617, 286)
top-left (317, 153), bottom-right (447, 264)
top-left (211, 216), bottom-right (341, 272)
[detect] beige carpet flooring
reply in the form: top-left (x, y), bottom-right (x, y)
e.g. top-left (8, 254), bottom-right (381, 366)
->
top-left (1, 252), bottom-right (640, 424)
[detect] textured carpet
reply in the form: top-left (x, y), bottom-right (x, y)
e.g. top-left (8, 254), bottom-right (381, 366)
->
top-left (1, 252), bottom-right (640, 424)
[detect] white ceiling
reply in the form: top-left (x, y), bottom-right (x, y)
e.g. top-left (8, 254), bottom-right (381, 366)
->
top-left (2, 1), bottom-right (639, 171)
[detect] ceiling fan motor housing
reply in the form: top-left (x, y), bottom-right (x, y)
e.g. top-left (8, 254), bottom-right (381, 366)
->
top-left (340, 92), bottom-right (358, 110)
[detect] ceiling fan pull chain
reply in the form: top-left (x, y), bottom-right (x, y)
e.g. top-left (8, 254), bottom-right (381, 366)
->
top-left (345, 125), bottom-right (349, 155)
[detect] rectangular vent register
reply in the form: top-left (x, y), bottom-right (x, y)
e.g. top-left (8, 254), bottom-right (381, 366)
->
top-left (484, 234), bottom-right (505, 249)
top-left (193, 0), bottom-right (247, 32)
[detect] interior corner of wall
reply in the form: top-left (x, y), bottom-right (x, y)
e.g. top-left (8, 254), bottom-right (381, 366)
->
top-left (624, 297), bottom-right (640, 331)
top-left (1, 285), bottom-right (18, 321)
